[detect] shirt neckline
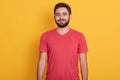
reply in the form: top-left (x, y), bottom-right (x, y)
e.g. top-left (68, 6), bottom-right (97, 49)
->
top-left (55, 28), bottom-right (72, 37)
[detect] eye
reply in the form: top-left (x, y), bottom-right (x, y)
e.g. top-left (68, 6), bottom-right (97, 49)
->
top-left (63, 12), bottom-right (67, 16)
top-left (55, 13), bottom-right (60, 16)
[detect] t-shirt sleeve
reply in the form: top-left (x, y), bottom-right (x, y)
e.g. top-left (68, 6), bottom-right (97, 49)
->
top-left (78, 33), bottom-right (88, 54)
top-left (39, 33), bottom-right (48, 53)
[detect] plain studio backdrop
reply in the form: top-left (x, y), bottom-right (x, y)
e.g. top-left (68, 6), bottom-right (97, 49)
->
top-left (0, 0), bottom-right (120, 80)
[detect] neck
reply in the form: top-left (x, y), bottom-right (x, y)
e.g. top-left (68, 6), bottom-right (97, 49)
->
top-left (57, 26), bottom-right (70, 31)
top-left (56, 26), bottom-right (70, 35)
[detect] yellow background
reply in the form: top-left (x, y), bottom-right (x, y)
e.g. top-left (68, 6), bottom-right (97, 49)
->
top-left (0, 0), bottom-right (120, 80)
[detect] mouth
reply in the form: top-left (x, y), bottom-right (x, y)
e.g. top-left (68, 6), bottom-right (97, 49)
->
top-left (59, 21), bottom-right (65, 24)
top-left (59, 20), bottom-right (66, 23)
top-left (58, 19), bottom-right (66, 21)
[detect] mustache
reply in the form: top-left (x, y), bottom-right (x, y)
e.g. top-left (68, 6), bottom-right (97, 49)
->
top-left (58, 19), bottom-right (66, 21)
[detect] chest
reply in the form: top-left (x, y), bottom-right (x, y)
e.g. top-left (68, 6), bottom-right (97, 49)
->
top-left (47, 35), bottom-right (79, 53)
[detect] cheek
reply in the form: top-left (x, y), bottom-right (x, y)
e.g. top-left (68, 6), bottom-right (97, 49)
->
top-left (55, 16), bottom-right (60, 21)
top-left (65, 16), bottom-right (70, 20)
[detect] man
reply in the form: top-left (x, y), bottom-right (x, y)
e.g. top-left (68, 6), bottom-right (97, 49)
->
top-left (38, 2), bottom-right (88, 80)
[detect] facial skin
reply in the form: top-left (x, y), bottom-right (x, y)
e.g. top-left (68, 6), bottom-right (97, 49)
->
top-left (54, 7), bottom-right (71, 28)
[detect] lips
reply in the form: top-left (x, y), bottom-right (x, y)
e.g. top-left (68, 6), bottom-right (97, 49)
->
top-left (58, 19), bottom-right (66, 21)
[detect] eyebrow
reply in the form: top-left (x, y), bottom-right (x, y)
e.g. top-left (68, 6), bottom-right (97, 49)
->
top-left (55, 13), bottom-right (60, 14)
top-left (55, 12), bottom-right (68, 14)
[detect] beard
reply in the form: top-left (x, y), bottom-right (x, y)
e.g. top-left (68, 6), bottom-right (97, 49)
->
top-left (55, 17), bottom-right (70, 28)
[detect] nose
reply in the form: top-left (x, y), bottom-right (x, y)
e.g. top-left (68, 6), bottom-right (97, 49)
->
top-left (59, 14), bottom-right (64, 19)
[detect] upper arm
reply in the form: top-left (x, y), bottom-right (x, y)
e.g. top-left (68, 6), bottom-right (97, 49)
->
top-left (39, 33), bottom-right (48, 53)
top-left (39, 52), bottom-right (47, 63)
top-left (39, 33), bottom-right (48, 64)
top-left (78, 33), bottom-right (88, 53)
top-left (79, 53), bottom-right (87, 65)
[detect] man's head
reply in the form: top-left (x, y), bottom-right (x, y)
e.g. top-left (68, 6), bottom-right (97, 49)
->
top-left (54, 2), bottom-right (71, 28)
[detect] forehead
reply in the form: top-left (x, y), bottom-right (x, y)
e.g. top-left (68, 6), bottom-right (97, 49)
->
top-left (55, 7), bottom-right (68, 13)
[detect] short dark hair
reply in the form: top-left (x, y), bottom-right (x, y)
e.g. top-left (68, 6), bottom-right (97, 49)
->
top-left (54, 2), bottom-right (71, 15)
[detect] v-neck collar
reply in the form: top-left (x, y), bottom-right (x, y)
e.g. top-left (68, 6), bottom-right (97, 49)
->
top-left (55, 28), bottom-right (72, 37)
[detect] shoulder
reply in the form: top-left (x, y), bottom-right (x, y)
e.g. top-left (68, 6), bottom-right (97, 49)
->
top-left (70, 28), bottom-right (85, 37)
top-left (41, 28), bottom-right (56, 38)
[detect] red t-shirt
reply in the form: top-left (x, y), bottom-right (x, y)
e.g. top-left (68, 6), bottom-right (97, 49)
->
top-left (39, 28), bottom-right (88, 80)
